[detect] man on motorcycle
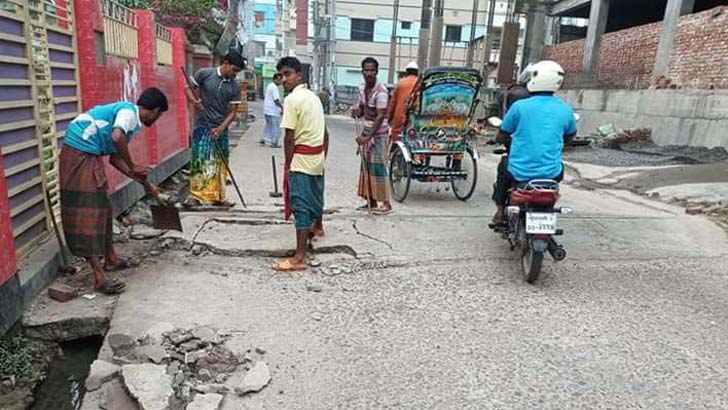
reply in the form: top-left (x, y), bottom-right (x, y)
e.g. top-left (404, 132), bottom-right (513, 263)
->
top-left (491, 60), bottom-right (577, 225)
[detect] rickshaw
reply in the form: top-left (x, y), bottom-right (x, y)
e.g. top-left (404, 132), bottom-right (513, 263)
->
top-left (389, 67), bottom-right (483, 202)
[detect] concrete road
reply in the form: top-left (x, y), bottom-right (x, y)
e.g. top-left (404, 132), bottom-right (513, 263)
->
top-left (84, 101), bottom-right (728, 409)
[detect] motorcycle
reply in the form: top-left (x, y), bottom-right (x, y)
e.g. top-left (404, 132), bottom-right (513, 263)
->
top-left (486, 116), bottom-right (574, 283)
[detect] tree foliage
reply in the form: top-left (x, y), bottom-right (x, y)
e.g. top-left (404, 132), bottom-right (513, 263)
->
top-left (117, 0), bottom-right (223, 45)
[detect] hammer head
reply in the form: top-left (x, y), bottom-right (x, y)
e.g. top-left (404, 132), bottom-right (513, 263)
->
top-left (269, 191), bottom-right (283, 198)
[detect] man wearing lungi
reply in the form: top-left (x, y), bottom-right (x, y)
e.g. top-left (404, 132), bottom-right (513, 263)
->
top-left (352, 57), bottom-right (393, 215)
top-left (184, 51), bottom-right (245, 207)
top-left (59, 88), bottom-right (168, 294)
top-left (273, 57), bottom-right (329, 272)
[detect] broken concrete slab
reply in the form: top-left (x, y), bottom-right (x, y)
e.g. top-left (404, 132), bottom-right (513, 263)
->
top-left (86, 360), bottom-right (121, 391)
top-left (185, 393), bottom-right (223, 410)
top-left (122, 364), bottom-right (173, 410)
top-left (192, 326), bottom-right (219, 346)
top-left (22, 293), bottom-right (115, 342)
top-left (161, 216), bottom-right (386, 259)
top-left (142, 322), bottom-right (175, 345)
top-left (235, 362), bottom-right (271, 396)
top-left (109, 334), bottom-right (137, 357)
top-left (100, 379), bottom-right (139, 410)
top-left (131, 226), bottom-right (166, 240)
top-left (222, 335), bottom-right (248, 358)
top-left (192, 384), bottom-right (229, 395)
top-left (138, 344), bottom-right (170, 364)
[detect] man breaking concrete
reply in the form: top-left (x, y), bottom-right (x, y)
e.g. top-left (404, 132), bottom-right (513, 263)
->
top-left (59, 88), bottom-right (168, 294)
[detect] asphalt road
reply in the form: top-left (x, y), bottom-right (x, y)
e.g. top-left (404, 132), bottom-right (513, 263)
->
top-left (83, 101), bottom-right (728, 409)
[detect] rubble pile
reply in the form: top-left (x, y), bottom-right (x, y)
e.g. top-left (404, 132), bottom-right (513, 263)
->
top-left (589, 124), bottom-right (653, 148)
top-left (87, 326), bottom-right (272, 410)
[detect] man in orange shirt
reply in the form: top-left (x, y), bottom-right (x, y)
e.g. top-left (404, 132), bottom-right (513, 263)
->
top-left (387, 61), bottom-right (419, 142)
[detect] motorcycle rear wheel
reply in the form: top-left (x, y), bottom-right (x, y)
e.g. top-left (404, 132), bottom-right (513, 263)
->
top-left (521, 241), bottom-right (544, 284)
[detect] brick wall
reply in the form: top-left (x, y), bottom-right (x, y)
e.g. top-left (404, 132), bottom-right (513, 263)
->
top-left (74, 0), bottom-right (189, 192)
top-left (543, 6), bottom-right (728, 89)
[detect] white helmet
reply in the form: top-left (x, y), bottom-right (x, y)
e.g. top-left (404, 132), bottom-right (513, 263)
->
top-left (405, 61), bottom-right (419, 71)
top-left (526, 60), bottom-right (565, 93)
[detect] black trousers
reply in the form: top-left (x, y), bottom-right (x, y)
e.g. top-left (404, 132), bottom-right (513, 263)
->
top-left (492, 156), bottom-right (564, 206)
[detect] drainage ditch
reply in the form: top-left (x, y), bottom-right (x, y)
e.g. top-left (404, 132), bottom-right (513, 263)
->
top-left (31, 336), bottom-right (102, 410)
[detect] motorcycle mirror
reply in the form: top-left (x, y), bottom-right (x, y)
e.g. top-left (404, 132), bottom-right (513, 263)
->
top-left (487, 116), bottom-right (503, 128)
top-left (573, 113), bottom-right (581, 122)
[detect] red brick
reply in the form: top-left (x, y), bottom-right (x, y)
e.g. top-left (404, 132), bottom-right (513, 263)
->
top-left (48, 284), bottom-right (78, 302)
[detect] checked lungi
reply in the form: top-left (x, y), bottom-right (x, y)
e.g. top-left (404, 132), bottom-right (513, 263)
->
top-left (59, 146), bottom-right (112, 257)
top-left (358, 134), bottom-right (391, 202)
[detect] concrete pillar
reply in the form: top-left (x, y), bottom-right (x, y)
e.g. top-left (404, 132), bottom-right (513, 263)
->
top-left (681, 0), bottom-right (694, 15)
top-left (429, 0), bottom-right (444, 67)
top-left (417, 0), bottom-right (432, 69)
top-left (582, 0), bottom-right (610, 75)
top-left (522, 4), bottom-right (547, 67)
top-left (653, 0), bottom-right (684, 79)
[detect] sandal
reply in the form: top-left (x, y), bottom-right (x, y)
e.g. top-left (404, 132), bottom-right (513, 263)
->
top-left (373, 207), bottom-right (393, 215)
top-left (104, 258), bottom-right (133, 272)
top-left (272, 260), bottom-right (307, 272)
top-left (96, 278), bottom-right (127, 295)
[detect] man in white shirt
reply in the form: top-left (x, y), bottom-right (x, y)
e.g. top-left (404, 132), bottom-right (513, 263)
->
top-left (260, 73), bottom-right (284, 147)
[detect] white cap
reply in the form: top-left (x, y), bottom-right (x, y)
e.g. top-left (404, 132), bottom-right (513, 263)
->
top-left (405, 61), bottom-right (418, 71)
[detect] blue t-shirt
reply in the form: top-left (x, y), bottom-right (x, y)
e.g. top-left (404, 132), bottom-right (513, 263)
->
top-left (64, 102), bottom-right (142, 156)
top-left (501, 95), bottom-right (577, 182)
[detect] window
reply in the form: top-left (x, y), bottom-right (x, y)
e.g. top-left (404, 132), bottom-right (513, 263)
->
top-left (401, 21), bottom-right (412, 30)
top-left (351, 18), bottom-right (374, 42)
top-left (445, 25), bottom-right (462, 42)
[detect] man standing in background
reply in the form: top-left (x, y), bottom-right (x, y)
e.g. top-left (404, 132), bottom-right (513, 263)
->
top-left (388, 61), bottom-right (419, 142)
top-left (353, 57), bottom-right (393, 215)
top-left (184, 51), bottom-right (245, 207)
top-left (260, 73), bottom-right (283, 147)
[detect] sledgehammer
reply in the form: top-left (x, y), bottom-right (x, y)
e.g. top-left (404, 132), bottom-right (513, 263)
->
top-left (269, 156), bottom-right (283, 198)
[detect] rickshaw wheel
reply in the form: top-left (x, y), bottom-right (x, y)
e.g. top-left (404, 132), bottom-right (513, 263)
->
top-left (451, 148), bottom-right (478, 201)
top-left (389, 145), bottom-right (411, 202)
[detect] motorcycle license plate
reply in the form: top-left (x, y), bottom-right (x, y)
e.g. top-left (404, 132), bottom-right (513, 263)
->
top-left (526, 213), bottom-right (557, 234)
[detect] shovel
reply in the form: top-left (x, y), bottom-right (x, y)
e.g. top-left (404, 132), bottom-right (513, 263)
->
top-left (150, 197), bottom-right (183, 232)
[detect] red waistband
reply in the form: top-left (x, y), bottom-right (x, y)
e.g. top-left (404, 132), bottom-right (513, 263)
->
top-left (294, 144), bottom-right (324, 155)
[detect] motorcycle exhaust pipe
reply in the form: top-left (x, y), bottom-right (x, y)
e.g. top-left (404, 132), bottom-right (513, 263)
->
top-left (547, 238), bottom-right (567, 261)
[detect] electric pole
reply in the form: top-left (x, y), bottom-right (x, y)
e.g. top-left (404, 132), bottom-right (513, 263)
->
top-left (416, 0), bottom-right (432, 70)
top-left (482, 0), bottom-right (496, 70)
top-left (465, 0), bottom-right (479, 67)
top-left (387, 0), bottom-right (400, 84)
top-left (428, 0), bottom-right (444, 67)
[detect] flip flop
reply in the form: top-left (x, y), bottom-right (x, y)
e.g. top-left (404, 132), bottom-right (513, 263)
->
top-left (96, 278), bottom-right (127, 295)
top-left (272, 260), bottom-right (307, 272)
top-left (104, 258), bottom-right (133, 272)
top-left (373, 207), bottom-right (393, 215)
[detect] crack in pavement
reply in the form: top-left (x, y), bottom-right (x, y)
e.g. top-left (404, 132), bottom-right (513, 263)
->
top-left (351, 220), bottom-right (394, 250)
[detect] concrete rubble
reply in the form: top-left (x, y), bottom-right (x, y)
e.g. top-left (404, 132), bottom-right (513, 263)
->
top-left (185, 393), bottom-right (223, 410)
top-left (122, 364), bottom-right (173, 410)
top-left (99, 379), bottom-right (138, 410)
top-left (235, 362), bottom-right (271, 396)
top-left (22, 293), bottom-right (115, 342)
top-left (86, 360), bottom-right (121, 391)
top-left (78, 326), bottom-right (254, 409)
